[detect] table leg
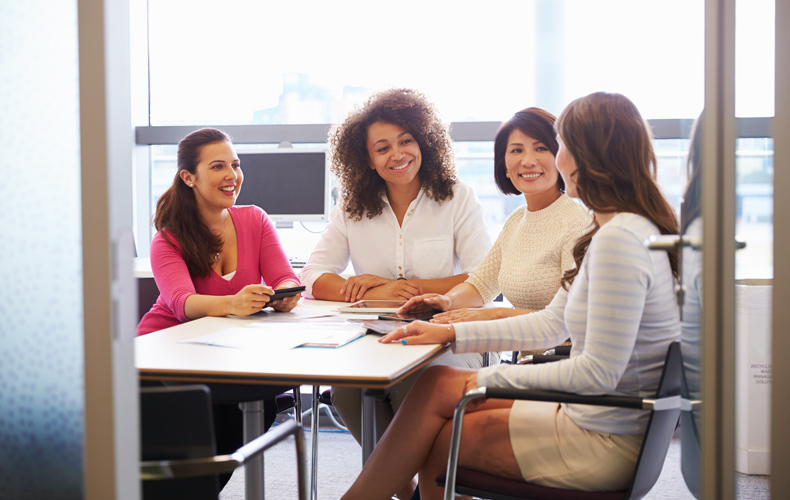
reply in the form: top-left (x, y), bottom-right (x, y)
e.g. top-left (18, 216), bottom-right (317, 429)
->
top-left (240, 400), bottom-right (265, 500)
top-left (310, 386), bottom-right (320, 500)
top-left (360, 388), bottom-right (378, 465)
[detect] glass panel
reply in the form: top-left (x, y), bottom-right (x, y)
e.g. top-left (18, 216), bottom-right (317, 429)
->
top-left (734, 2), bottom-right (774, 498)
top-left (735, 138), bottom-right (773, 279)
top-left (680, 114), bottom-right (703, 499)
top-left (0, 1), bottom-right (84, 498)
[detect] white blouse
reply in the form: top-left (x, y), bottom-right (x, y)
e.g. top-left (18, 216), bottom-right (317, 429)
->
top-left (300, 181), bottom-right (492, 298)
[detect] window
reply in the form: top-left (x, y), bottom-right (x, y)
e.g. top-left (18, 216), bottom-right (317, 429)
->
top-left (138, 0), bottom-right (773, 279)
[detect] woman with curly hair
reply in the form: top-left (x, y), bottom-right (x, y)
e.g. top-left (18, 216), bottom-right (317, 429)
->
top-left (300, 88), bottom-right (492, 500)
top-left (341, 92), bottom-right (681, 500)
top-left (300, 88), bottom-right (491, 303)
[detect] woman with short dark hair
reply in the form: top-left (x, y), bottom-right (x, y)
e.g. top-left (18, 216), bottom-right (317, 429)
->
top-left (400, 107), bottom-right (591, 324)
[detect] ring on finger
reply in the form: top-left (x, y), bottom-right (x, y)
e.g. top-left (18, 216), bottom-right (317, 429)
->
top-left (402, 326), bottom-right (408, 334)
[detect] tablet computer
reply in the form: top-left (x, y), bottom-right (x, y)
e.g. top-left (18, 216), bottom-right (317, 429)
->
top-left (377, 310), bottom-right (436, 322)
top-left (267, 286), bottom-right (306, 301)
top-left (336, 300), bottom-right (407, 313)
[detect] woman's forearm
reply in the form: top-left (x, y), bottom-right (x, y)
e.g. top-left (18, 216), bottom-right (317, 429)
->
top-left (408, 274), bottom-right (470, 296)
top-left (443, 281), bottom-right (485, 309)
top-left (183, 294), bottom-right (232, 320)
top-left (310, 273), bottom-right (350, 302)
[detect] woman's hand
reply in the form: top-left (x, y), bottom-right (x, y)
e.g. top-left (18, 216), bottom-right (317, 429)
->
top-left (228, 284), bottom-right (273, 316)
top-left (399, 293), bottom-right (451, 313)
top-left (364, 280), bottom-right (424, 301)
top-left (379, 320), bottom-right (455, 345)
top-left (270, 282), bottom-right (301, 312)
top-left (431, 307), bottom-right (509, 324)
top-left (339, 274), bottom-right (392, 302)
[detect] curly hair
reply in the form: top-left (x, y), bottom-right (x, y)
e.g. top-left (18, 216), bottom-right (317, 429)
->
top-left (328, 88), bottom-right (457, 221)
top-left (555, 92), bottom-right (679, 289)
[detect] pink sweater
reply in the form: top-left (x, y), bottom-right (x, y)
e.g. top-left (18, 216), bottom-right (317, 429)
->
top-left (137, 205), bottom-right (299, 335)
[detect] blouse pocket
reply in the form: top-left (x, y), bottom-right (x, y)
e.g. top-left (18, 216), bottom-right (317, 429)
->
top-left (410, 237), bottom-right (454, 279)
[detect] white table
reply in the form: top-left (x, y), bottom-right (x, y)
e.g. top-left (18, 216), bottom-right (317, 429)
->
top-left (135, 299), bottom-right (448, 499)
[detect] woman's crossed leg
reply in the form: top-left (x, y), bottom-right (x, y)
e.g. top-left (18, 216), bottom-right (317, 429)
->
top-left (341, 365), bottom-right (522, 500)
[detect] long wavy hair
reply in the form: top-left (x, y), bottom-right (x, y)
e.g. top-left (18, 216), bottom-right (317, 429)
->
top-left (493, 107), bottom-right (565, 195)
top-left (154, 128), bottom-right (231, 277)
top-left (681, 112), bottom-right (703, 233)
top-left (555, 92), bottom-right (679, 289)
top-left (328, 88), bottom-right (457, 221)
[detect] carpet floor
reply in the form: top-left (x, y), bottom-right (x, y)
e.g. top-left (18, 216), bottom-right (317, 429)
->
top-left (219, 422), bottom-right (770, 500)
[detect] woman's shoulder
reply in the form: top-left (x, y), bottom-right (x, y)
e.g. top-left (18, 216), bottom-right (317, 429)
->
top-left (554, 194), bottom-right (592, 219)
top-left (450, 179), bottom-right (485, 200)
top-left (151, 228), bottom-right (181, 251)
top-left (504, 204), bottom-right (529, 223)
top-left (230, 204), bottom-right (272, 227)
top-left (231, 204), bottom-right (265, 218)
top-left (596, 213), bottom-right (659, 246)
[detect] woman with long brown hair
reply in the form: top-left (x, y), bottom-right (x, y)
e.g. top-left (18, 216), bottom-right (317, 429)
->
top-left (340, 92), bottom-right (681, 500)
top-left (137, 127), bottom-right (300, 335)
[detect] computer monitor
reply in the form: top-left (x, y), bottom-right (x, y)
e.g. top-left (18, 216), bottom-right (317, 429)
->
top-left (235, 149), bottom-right (330, 223)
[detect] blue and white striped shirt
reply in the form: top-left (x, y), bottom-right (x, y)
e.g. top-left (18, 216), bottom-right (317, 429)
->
top-left (453, 212), bottom-right (680, 434)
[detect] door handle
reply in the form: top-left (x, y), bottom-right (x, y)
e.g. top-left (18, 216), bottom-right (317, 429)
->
top-left (643, 234), bottom-right (746, 251)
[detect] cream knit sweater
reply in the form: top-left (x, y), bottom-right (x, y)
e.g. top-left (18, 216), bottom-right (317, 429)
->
top-left (466, 194), bottom-right (592, 311)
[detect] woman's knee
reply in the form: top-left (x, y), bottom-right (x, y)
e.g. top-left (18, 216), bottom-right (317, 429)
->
top-left (416, 365), bottom-right (472, 389)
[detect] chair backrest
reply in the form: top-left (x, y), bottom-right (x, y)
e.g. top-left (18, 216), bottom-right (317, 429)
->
top-left (624, 342), bottom-right (682, 499)
top-left (140, 384), bottom-right (220, 500)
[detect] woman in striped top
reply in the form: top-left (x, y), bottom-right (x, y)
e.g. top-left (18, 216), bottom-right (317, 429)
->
top-left (340, 92), bottom-right (681, 500)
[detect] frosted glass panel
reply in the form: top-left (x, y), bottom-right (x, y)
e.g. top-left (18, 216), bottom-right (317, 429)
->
top-left (0, 1), bottom-right (84, 498)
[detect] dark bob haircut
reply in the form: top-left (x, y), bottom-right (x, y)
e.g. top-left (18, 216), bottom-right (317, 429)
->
top-left (493, 107), bottom-right (564, 195)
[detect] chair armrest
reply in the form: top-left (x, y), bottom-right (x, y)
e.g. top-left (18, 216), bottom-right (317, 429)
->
top-left (485, 387), bottom-right (680, 411)
top-left (442, 387), bottom-right (678, 500)
top-left (529, 354), bottom-right (570, 364)
top-left (141, 419), bottom-right (304, 480)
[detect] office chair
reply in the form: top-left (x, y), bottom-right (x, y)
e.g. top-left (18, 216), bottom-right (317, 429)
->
top-left (140, 384), bottom-right (308, 500)
top-left (437, 341), bottom-right (682, 500)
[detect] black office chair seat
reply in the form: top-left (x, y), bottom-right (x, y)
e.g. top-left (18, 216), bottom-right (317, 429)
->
top-left (437, 468), bottom-right (628, 500)
top-left (140, 384), bottom-right (307, 500)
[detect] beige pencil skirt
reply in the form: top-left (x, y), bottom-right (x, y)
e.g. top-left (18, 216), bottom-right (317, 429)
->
top-left (508, 401), bottom-right (643, 491)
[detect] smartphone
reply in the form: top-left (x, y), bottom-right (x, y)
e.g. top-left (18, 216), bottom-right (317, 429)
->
top-left (378, 310), bottom-right (436, 322)
top-left (267, 286), bottom-right (306, 301)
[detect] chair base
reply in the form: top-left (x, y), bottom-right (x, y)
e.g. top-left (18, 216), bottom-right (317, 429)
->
top-left (437, 468), bottom-right (628, 500)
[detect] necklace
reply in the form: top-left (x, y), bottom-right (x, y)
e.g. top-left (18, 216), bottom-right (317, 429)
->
top-left (213, 212), bottom-right (229, 263)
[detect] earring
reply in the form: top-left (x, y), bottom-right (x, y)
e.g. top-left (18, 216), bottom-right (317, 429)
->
top-left (505, 173), bottom-right (510, 178)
